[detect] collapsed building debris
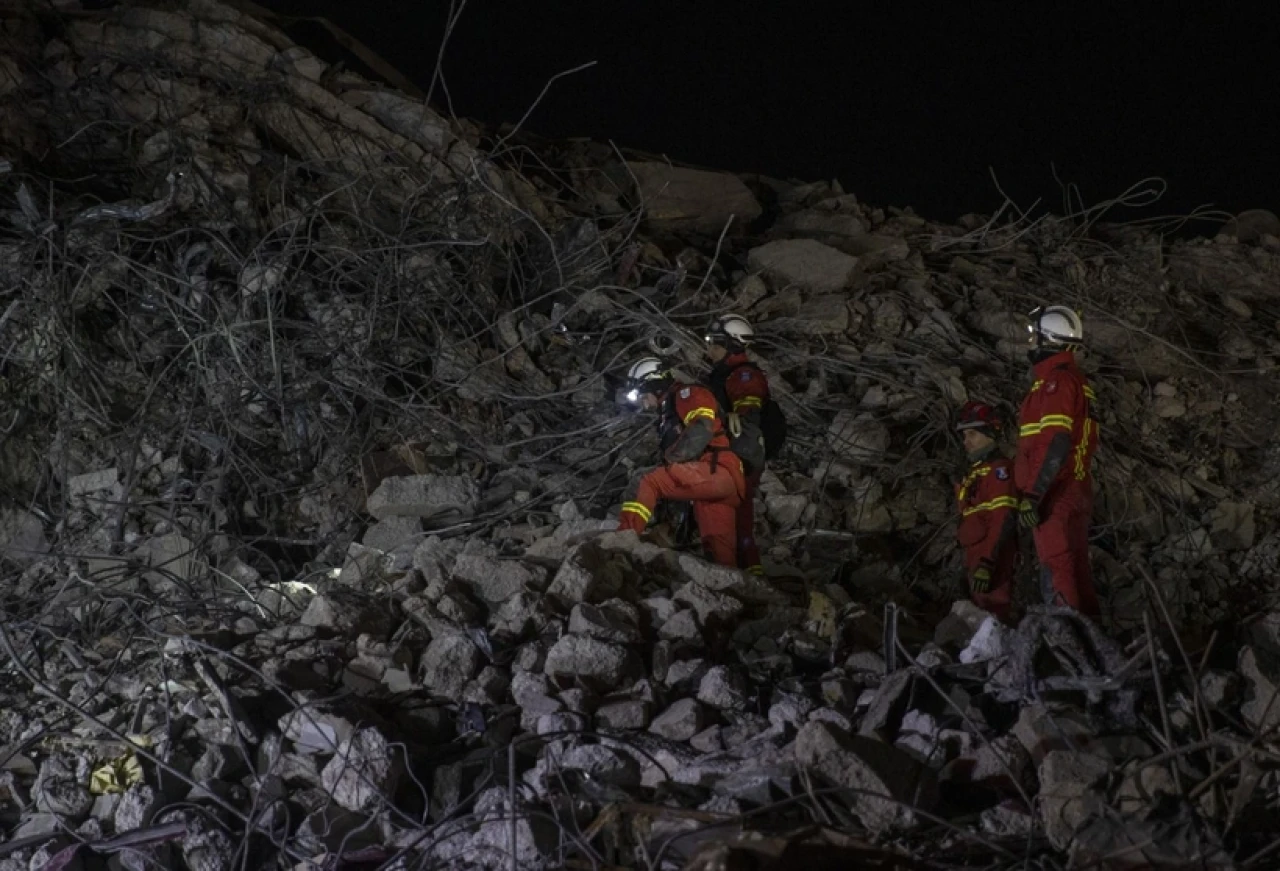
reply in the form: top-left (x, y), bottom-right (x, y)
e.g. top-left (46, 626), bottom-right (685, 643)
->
top-left (1, 0), bottom-right (1280, 867)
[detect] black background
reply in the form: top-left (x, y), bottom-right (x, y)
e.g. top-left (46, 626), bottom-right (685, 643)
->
top-left (258, 2), bottom-right (1276, 226)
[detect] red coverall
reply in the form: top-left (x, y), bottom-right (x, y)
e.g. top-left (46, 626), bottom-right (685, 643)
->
top-left (1015, 350), bottom-right (1100, 616)
top-left (955, 457), bottom-right (1019, 621)
top-left (617, 383), bottom-right (745, 566)
top-left (708, 352), bottom-right (770, 574)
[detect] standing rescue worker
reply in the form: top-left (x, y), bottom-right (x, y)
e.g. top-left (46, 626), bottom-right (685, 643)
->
top-left (617, 358), bottom-right (746, 567)
top-left (954, 401), bottom-right (1019, 622)
top-left (703, 314), bottom-right (770, 575)
top-left (1014, 305), bottom-right (1101, 617)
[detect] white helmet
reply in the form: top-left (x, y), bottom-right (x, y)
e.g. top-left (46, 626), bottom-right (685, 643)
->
top-left (705, 314), bottom-right (754, 347)
top-left (1028, 305), bottom-right (1083, 347)
top-left (623, 357), bottom-right (670, 403)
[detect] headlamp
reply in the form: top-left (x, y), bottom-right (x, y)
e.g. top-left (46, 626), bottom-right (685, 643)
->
top-left (625, 388), bottom-right (640, 403)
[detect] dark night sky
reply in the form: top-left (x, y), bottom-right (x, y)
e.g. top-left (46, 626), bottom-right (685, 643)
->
top-left (259, 2), bottom-right (1276, 226)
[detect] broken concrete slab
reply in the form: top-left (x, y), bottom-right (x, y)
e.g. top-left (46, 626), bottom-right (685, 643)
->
top-left (626, 161), bottom-right (762, 234)
top-left (0, 507), bottom-right (48, 565)
top-left (672, 581), bottom-right (743, 624)
top-left (568, 600), bottom-right (642, 644)
top-left (1037, 750), bottom-right (1108, 850)
top-left (419, 635), bottom-right (482, 698)
top-left (320, 728), bottom-right (402, 813)
top-left (828, 411), bottom-right (889, 464)
top-left (452, 552), bottom-right (544, 604)
top-left (696, 665), bottom-right (748, 711)
top-left (747, 238), bottom-right (860, 294)
top-left (595, 700), bottom-right (651, 731)
top-left (794, 720), bottom-right (937, 834)
top-left (544, 634), bottom-right (633, 684)
top-left (366, 474), bottom-right (478, 524)
top-left (648, 698), bottom-right (706, 741)
top-left (1239, 646), bottom-right (1280, 733)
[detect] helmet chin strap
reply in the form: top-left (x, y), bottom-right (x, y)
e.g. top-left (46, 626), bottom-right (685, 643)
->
top-left (966, 443), bottom-right (996, 463)
top-left (1028, 340), bottom-right (1080, 365)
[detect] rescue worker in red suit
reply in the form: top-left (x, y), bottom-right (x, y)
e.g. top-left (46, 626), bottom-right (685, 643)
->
top-left (616, 358), bottom-right (746, 567)
top-left (703, 314), bottom-right (770, 576)
top-left (953, 401), bottom-right (1019, 622)
top-left (1014, 305), bottom-right (1101, 617)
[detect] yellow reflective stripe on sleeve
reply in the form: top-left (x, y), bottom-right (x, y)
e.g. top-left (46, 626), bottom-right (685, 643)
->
top-left (962, 496), bottom-right (1020, 516)
top-left (1083, 385), bottom-right (1097, 401)
top-left (1073, 418), bottom-right (1095, 480)
top-left (1019, 414), bottom-right (1074, 436)
top-left (620, 501), bottom-right (652, 522)
top-left (732, 396), bottom-right (763, 411)
top-left (682, 407), bottom-right (716, 426)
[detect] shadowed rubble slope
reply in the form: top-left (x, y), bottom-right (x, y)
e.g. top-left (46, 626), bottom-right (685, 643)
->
top-left (2, 1), bottom-right (1280, 868)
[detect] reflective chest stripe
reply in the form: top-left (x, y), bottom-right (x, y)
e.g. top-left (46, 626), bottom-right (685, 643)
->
top-left (1019, 377), bottom-right (1100, 480)
top-left (1018, 378), bottom-right (1098, 436)
top-left (957, 465), bottom-right (1015, 515)
top-left (956, 466), bottom-right (989, 503)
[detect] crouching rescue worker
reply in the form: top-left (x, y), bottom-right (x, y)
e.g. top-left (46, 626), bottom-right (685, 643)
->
top-left (616, 358), bottom-right (746, 567)
top-left (704, 314), bottom-right (771, 575)
top-left (1015, 305), bottom-right (1101, 617)
top-left (953, 401), bottom-right (1019, 622)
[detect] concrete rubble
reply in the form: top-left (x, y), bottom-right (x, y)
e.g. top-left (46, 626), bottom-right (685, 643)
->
top-left (0, 0), bottom-right (1276, 867)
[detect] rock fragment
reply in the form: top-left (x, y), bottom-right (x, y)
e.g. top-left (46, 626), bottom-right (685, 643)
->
top-left (366, 474), bottom-right (478, 524)
top-left (627, 161), bottom-right (762, 233)
top-left (747, 238), bottom-right (860, 294)
top-left (320, 728), bottom-right (402, 813)
top-left (544, 635), bottom-right (632, 684)
top-left (795, 721), bottom-right (936, 834)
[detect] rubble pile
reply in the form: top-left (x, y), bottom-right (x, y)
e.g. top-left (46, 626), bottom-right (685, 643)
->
top-left (0, 0), bottom-right (1279, 866)
top-left (1, 527), bottom-right (1275, 869)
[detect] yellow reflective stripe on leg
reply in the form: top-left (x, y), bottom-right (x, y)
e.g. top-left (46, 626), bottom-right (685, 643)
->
top-left (620, 501), bottom-right (652, 522)
top-left (746, 565), bottom-right (764, 576)
top-left (682, 407), bottom-right (717, 426)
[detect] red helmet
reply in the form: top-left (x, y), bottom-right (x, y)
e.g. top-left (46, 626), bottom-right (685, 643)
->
top-left (956, 401), bottom-right (1002, 434)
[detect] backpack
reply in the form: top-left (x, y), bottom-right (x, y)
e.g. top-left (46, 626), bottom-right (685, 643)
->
top-left (758, 395), bottom-right (788, 461)
top-left (706, 362), bottom-right (788, 469)
top-left (726, 417), bottom-right (767, 476)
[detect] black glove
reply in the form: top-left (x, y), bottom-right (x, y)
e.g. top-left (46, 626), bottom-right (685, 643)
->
top-left (970, 561), bottom-right (993, 594)
top-left (1016, 496), bottom-right (1043, 530)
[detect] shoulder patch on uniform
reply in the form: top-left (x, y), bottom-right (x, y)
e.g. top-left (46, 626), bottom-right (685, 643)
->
top-left (739, 370), bottom-right (752, 381)
top-left (995, 466), bottom-right (1009, 480)
top-left (1045, 380), bottom-right (1058, 394)
top-left (679, 387), bottom-right (690, 399)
